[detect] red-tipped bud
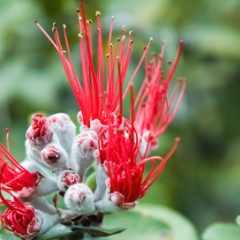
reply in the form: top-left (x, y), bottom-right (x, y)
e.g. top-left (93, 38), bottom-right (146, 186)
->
top-left (49, 113), bottom-right (76, 154)
top-left (64, 183), bottom-right (95, 215)
top-left (57, 170), bottom-right (82, 191)
top-left (70, 129), bottom-right (98, 177)
top-left (41, 144), bottom-right (68, 170)
top-left (26, 114), bottom-right (53, 148)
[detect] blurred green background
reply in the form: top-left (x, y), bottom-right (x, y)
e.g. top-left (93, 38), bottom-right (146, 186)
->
top-left (0, 0), bottom-right (240, 234)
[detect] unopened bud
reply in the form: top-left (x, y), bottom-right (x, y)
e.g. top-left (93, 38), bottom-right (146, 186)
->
top-left (57, 170), bottom-right (82, 191)
top-left (90, 119), bottom-right (102, 133)
top-left (69, 129), bottom-right (98, 177)
top-left (41, 144), bottom-right (68, 170)
top-left (26, 114), bottom-right (53, 149)
top-left (49, 113), bottom-right (76, 154)
top-left (64, 183), bottom-right (95, 215)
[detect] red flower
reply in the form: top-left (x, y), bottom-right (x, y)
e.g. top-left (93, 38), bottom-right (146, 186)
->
top-left (0, 144), bottom-right (39, 196)
top-left (134, 42), bottom-right (186, 151)
top-left (0, 165), bottom-right (42, 240)
top-left (35, 0), bottom-right (185, 152)
top-left (97, 117), bottom-right (179, 206)
top-left (0, 198), bottom-right (41, 240)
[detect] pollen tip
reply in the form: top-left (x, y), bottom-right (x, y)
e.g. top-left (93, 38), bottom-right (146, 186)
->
top-left (78, 33), bottom-right (83, 38)
top-left (96, 11), bottom-right (101, 16)
top-left (117, 38), bottom-right (120, 42)
top-left (76, 9), bottom-right (80, 13)
top-left (63, 24), bottom-right (66, 28)
top-left (112, 16), bottom-right (115, 20)
top-left (129, 31), bottom-right (133, 36)
top-left (53, 22), bottom-right (57, 27)
top-left (34, 20), bottom-right (38, 24)
top-left (88, 20), bottom-right (92, 24)
top-left (122, 25), bottom-right (126, 30)
top-left (130, 40), bottom-right (133, 44)
top-left (150, 37), bottom-right (153, 42)
top-left (162, 40), bottom-right (166, 45)
top-left (106, 54), bottom-right (110, 58)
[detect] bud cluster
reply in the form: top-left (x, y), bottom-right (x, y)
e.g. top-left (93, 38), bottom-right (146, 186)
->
top-left (0, 0), bottom-right (186, 239)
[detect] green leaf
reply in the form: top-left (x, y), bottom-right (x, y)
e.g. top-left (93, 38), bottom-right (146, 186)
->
top-left (202, 223), bottom-right (240, 240)
top-left (72, 226), bottom-right (125, 237)
top-left (101, 203), bottom-right (199, 240)
top-left (36, 223), bottom-right (124, 240)
top-left (36, 224), bottom-right (73, 239)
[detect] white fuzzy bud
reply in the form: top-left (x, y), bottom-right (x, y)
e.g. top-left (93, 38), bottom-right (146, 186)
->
top-left (69, 129), bottom-right (98, 177)
top-left (57, 170), bottom-right (82, 191)
top-left (49, 113), bottom-right (76, 154)
top-left (25, 133), bottom-right (61, 169)
top-left (90, 119), bottom-right (102, 133)
top-left (41, 144), bottom-right (69, 170)
top-left (64, 183), bottom-right (95, 215)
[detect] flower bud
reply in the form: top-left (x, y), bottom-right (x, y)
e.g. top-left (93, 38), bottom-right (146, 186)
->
top-left (64, 183), bottom-right (95, 215)
top-left (90, 119), bottom-right (102, 133)
top-left (69, 129), bottom-right (98, 177)
top-left (57, 170), bottom-right (82, 191)
top-left (49, 113), bottom-right (76, 154)
top-left (26, 114), bottom-right (53, 149)
top-left (41, 144), bottom-right (68, 170)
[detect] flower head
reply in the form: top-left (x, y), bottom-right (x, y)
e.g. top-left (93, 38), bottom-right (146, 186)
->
top-left (0, 198), bottom-right (42, 240)
top-left (0, 163), bottom-right (42, 240)
top-left (0, 143), bottom-right (39, 196)
top-left (96, 116), bottom-right (180, 211)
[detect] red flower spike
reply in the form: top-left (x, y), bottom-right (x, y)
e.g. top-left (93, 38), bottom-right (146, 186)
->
top-left (35, 2), bottom-right (152, 127)
top-left (0, 165), bottom-right (41, 240)
top-left (98, 121), bottom-right (180, 205)
top-left (0, 143), bottom-right (39, 196)
top-left (134, 41), bottom-right (186, 149)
